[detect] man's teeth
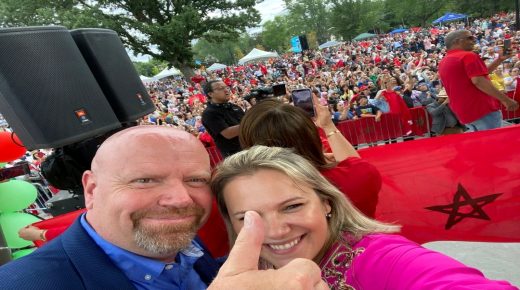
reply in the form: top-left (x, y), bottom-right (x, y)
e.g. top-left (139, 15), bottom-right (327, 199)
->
top-left (268, 237), bottom-right (301, 250)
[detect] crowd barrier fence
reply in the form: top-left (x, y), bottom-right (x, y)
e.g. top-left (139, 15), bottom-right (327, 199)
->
top-left (205, 107), bottom-right (433, 167)
top-left (503, 92), bottom-right (520, 122)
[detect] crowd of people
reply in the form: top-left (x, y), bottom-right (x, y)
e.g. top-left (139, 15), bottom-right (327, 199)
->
top-left (0, 126), bottom-right (517, 289)
top-left (140, 12), bottom-right (520, 148)
top-left (1, 11), bottom-right (519, 290)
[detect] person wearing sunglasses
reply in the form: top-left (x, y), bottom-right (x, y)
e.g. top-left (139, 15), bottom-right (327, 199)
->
top-left (439, 30), bottom-right (518, 132)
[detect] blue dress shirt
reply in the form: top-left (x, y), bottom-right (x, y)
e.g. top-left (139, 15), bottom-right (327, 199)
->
top-left (80, 214), bottom-right (207, 290)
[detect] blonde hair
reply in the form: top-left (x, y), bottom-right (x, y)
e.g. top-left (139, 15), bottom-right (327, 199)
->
top-left (211, 145), bottom-right (400, 253)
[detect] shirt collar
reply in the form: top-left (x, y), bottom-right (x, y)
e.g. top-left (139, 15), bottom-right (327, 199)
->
top-left (80, 213), bottom-right (204, 285)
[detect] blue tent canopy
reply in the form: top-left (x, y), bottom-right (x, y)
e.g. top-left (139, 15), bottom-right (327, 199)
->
top-left (432, 12), bottom-right (468, 24)
top-left (389, 28), bottom-right (407, 34)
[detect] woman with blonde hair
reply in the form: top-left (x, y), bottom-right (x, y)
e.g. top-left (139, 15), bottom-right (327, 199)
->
top-left (211, 145), bottom-right (517, 289)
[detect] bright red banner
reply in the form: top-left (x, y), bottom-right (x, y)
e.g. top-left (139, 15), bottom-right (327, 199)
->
top-left (359, 125), bottom-right (520, 243)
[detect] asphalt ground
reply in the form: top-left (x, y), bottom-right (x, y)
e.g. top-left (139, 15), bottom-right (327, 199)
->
top-left (423, 241), bottom-right (520, 287)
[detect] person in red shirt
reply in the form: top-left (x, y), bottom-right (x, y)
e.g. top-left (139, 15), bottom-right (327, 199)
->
top-left (439, 30), bottom-right (518, 131)
top-left (381, 78), bottom-right (413, 135)
top-left (190, 73), bottom-right (206, 84)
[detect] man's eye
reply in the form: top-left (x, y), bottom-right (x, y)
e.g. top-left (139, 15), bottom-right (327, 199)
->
top-left (186, 178), bottom-right (209, 186)
top-left (188, 178), bottom-right (208, 182)
top-left (134, 178), bottom-right (154, 184)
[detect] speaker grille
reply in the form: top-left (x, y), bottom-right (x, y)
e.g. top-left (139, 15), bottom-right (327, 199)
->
top-left (71, 28), bottom-right (155, 123)
top-left (0, 26), bottom-right (121, 150)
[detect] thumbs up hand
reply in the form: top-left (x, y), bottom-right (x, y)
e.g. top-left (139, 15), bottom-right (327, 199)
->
top-left (208, 211), bottom-right (329, 290)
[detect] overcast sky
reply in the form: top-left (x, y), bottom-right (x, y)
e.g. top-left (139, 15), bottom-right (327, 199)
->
top-left (256, 0), bottom-right (286, 25)
top-left (131, 0), bottom-right (286, 62)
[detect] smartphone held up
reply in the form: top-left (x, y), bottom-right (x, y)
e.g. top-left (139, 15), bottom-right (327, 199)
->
top-left (291, 88), bottom-right (315, 118)
top-left (504, 38), bottom-right (512, 55)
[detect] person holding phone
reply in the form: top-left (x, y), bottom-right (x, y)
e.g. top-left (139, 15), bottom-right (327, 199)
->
top-left (239, 97), bottom-right (381, 218)
top-left (439, 30), bottom-right (519, 132)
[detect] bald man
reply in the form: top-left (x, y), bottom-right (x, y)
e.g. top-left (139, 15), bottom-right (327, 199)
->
top-left (439, 30), bottom-right (518, 132)
top-left (0, 126), bottom-right (327, 290)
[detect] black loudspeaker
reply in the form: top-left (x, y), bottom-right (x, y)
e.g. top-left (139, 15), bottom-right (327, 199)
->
top-left (299, 35), bottom-right (309, 50)
top-left (70, 29), bottom-right (155, 123)
top-left (0, 26), bottom-right (121, 150)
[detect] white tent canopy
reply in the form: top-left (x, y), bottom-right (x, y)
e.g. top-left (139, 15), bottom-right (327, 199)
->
top-left (206, 63), bottom-right (227, 72)
top-left (153, 67), bottom-right (182, 79)
top-left (238, 48), bottom-right (279, 65)
top-left (319, 40), bottom-right (343, 50)
top-left (140, 75), bottom-right (157, 84)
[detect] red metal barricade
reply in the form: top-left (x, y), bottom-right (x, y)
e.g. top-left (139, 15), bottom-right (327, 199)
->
top-left (208, 107), bottom-right (432, 158)
top-left (337, 108), bottom-right (431, 146)
top-left (410, 107), bottom-right (432, 136)
top-left (503, 91), bottom-right (520, 121)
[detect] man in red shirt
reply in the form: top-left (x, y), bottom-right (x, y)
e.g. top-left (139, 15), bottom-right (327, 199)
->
top-left (439, 30), bottom-right (518, 131)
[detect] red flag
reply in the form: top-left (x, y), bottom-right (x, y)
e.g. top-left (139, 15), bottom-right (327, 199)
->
top-left (360, 126), bottom-right (520, 243)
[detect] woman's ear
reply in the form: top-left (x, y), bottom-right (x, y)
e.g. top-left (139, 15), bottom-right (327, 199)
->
top-left (323, 199), bottom-right (332, 215)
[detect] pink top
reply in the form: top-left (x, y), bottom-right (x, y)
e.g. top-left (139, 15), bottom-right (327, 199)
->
top-left (320, 234), bottom-right (518, 289)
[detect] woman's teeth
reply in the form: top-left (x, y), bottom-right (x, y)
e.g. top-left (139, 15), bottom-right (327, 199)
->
top-left (268, 237), bottom-right (301, 250)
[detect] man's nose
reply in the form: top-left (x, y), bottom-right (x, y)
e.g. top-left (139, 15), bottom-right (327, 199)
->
top-left (158, 180), bottom-right (194, 207)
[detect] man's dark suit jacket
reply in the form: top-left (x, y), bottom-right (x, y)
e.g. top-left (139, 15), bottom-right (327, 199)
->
top-left (0, 218), bottom-right (221, 289)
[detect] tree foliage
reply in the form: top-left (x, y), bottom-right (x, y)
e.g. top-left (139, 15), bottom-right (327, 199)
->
top-left (192, 33), bottom-right (260, 65)
top-left (284, 0), bottom-right (330, 44)
top-left (261, 16), bottom-right (291, 52)
top-left (2, 0), bottom-right (517, 70)
top-left (133, 58), bottom-right (168, 77)
top-left (0, 0), bottom-right (260, 76)
top-left (272, 0), bottom-right (517, 43)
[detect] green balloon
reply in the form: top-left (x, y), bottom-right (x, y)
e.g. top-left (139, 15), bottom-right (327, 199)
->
top-left (0, 212), bottom-right (40, 249)
top-left (12, 248), bottom-right (36, 259)
top-left (0, 180), bottom-right (37, 212)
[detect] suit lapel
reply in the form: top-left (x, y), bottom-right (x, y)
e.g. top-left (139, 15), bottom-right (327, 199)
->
top-left (60, 219), bottom-right (137, 290)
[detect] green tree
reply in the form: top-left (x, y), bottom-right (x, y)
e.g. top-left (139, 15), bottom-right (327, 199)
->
top-left (284, 0), bottom-right (331, 43)
top-left (446, 0), bottom-right (514, 18)
top-left (133, 58), bottom-right (168, 77)
top-left (384, 0), bottom-right (447, 27)
top-left (0, 0), bottom-right (260, 77)
top-left (329, 0), bottom-right (387, 40)
top-left (193, 33), bottom-right (259, 65)
top-left (261, 16), bottom-right (291, 52)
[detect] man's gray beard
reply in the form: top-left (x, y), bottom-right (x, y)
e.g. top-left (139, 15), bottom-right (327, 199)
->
top-left (133, 222), bottom-right (198, 255)
top-left (131, 205), bottom-right (205, 255)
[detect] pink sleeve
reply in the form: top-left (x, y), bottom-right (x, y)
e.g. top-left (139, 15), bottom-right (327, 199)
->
top-left (348, 235), bottom-right (517, 290)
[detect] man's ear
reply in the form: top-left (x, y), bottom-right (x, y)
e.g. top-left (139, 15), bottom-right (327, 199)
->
top-left (82, 170), bottom-right (96, 210)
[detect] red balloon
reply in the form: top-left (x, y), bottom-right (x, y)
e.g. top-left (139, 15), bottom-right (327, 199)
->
top-left (0, 132), bottom-right (26, 162)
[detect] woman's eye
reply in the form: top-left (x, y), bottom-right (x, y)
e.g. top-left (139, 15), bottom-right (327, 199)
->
top-left (285, 203), bottom-right (303, 211)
